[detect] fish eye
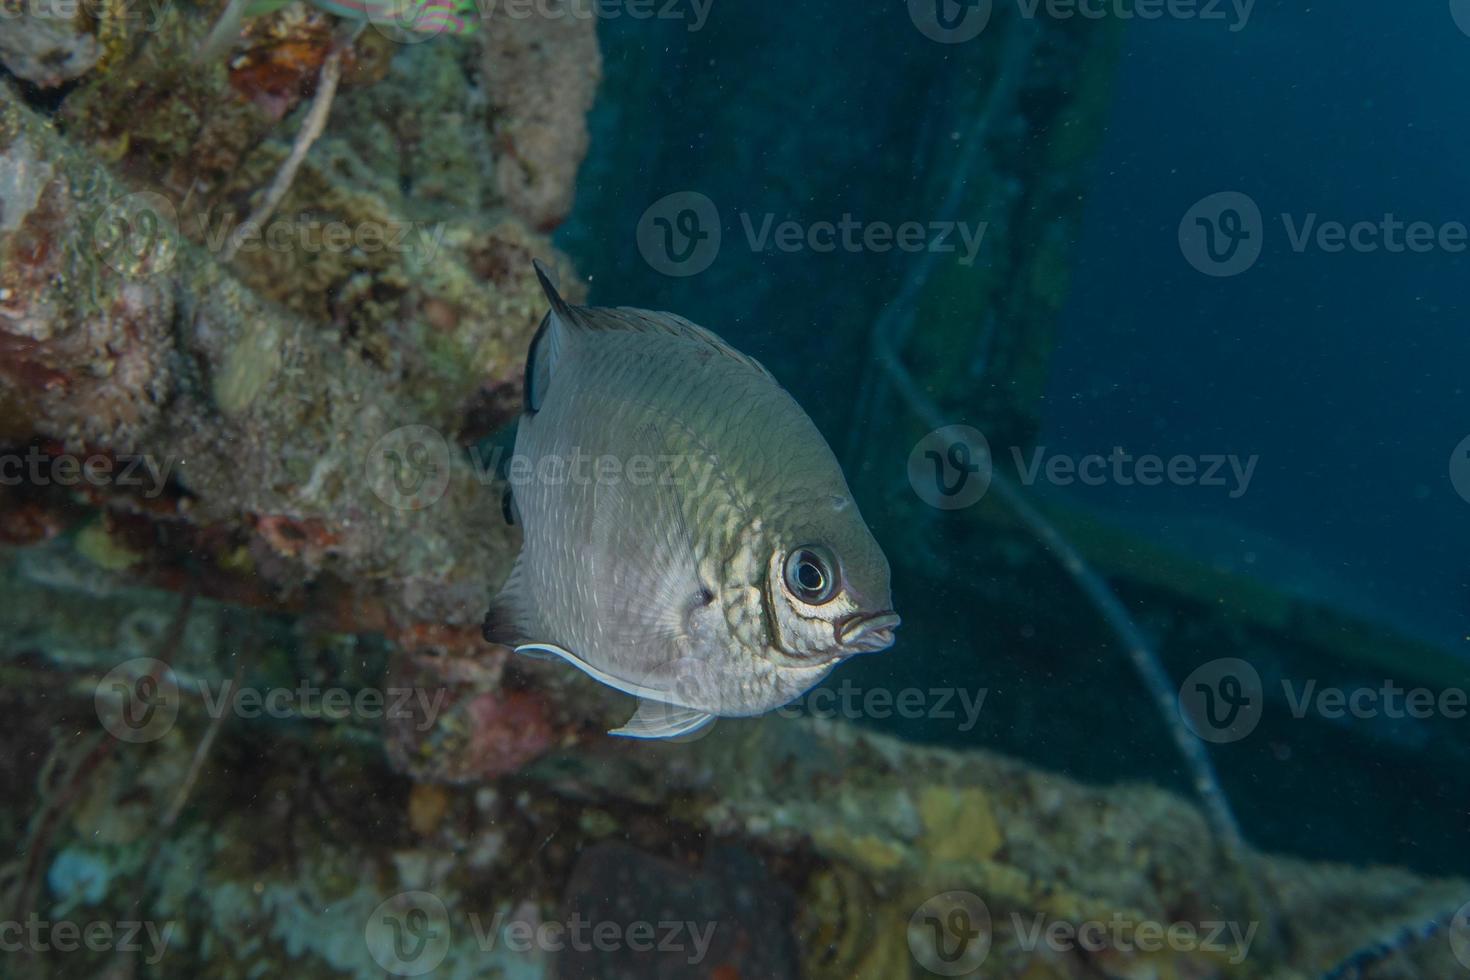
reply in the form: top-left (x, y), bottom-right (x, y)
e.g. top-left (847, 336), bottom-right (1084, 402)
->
top-left (784, 546), bottom-right (839, 605)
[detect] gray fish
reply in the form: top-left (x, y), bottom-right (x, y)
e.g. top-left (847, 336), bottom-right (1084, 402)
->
top-left (483, 261), bottom-right (898, 739)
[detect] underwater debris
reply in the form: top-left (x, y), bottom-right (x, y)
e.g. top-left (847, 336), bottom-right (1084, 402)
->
top-left (0, 80), bottom-right (573, 631)
top-left (1, 539), bottom-right (1466, 977)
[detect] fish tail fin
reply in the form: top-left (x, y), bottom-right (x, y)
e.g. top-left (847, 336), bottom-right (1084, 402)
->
top-left (482, 559), bottom-right (531, 647)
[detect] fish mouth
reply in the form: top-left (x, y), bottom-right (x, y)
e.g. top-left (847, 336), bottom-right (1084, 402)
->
top-left (836, 612), bottom-right (901, 654)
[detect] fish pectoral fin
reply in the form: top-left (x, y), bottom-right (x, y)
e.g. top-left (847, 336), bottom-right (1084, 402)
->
top-left (609, 700), bottom-right (717, 740)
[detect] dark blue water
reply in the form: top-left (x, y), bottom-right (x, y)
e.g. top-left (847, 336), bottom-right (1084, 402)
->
top-left (1043, 0), bottom-right (1470, 652)
top-left (560, 0), bottom-right (1470, 877)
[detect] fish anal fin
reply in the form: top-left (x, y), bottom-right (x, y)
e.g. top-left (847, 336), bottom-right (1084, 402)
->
top-left (609, 700), bottom-right (717, 740)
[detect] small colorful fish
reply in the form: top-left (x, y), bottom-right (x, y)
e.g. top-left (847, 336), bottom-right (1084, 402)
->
top-left (483, 262), bottom-right (899, 739)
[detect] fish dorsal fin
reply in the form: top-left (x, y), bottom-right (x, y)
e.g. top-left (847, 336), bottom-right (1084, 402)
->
top-left (533, 258), bottom-right (574, 322)
top-left (525, 258), bottom-right (775, 413)
top-left (525, 259), bottom-right (571, 414)
top-left (580, 306), bottom-right (777, 383)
